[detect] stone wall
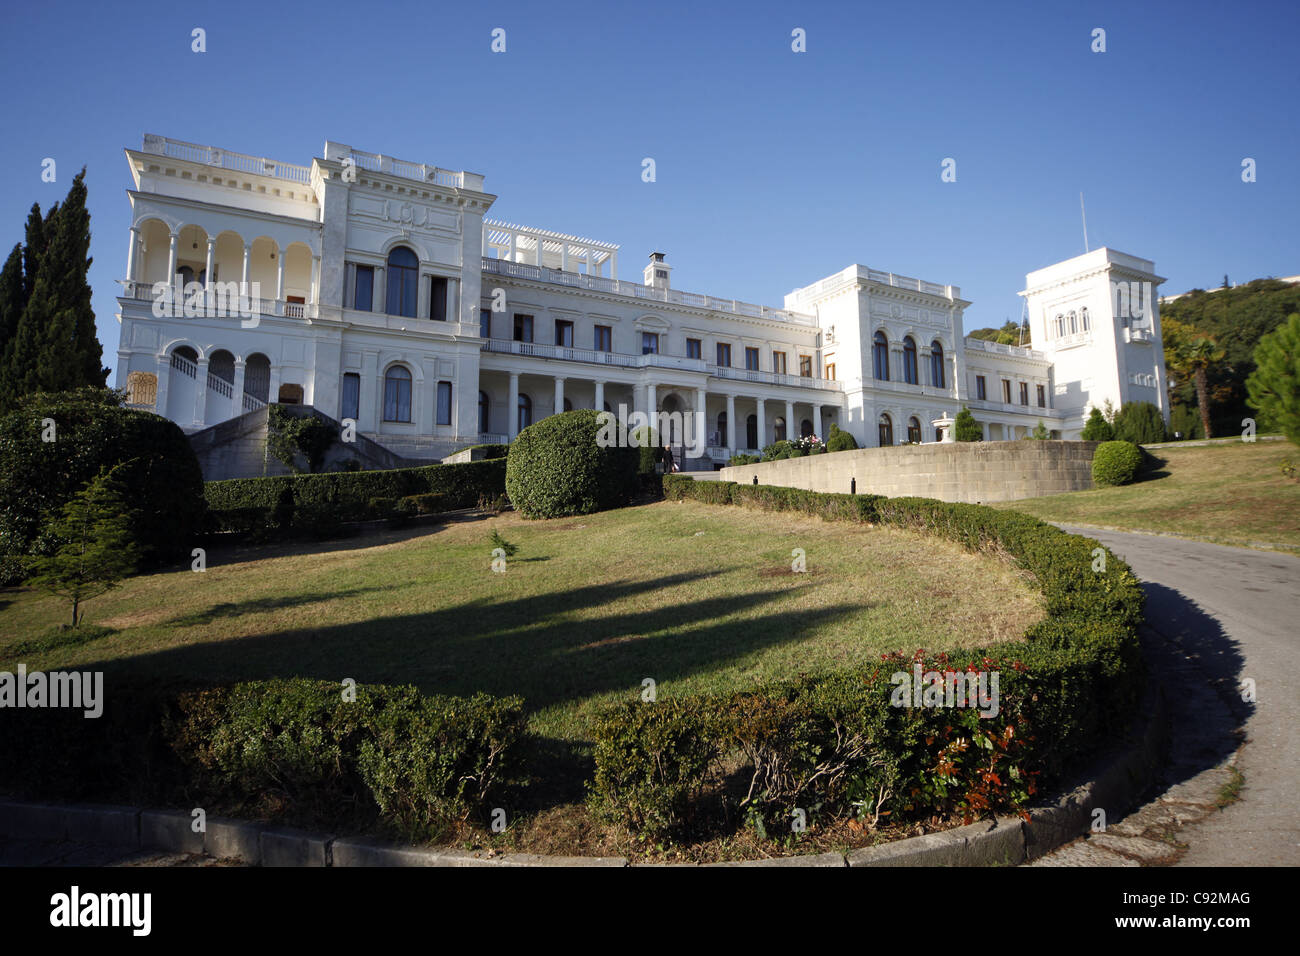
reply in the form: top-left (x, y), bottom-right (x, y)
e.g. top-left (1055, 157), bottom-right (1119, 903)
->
top-left (716, 441), bottom-right (1099, 504)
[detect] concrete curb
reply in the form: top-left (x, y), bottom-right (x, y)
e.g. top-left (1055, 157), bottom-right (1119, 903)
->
top-left (0, 683), bottom-right (1167, 868)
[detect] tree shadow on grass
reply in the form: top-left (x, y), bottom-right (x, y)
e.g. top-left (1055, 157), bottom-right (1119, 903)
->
top-left (164, 586), bottom-right (399, 628)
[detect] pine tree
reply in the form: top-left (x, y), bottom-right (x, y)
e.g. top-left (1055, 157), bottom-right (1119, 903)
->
top-left (954, 406), bottom-right (982, 441)
top-left (26, 468), bottom-right (140, 627)
top-left (1081, 407), bottom-right (1114, 441)
top-left (0, 244), bottom-right (25, 402)
top-left (1246, 313), bottom-right (1300, 445)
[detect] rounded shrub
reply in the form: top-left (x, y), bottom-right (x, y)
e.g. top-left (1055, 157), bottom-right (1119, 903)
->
top-left (505, 409), bottom-right (639, 518)
top-left (1092, 440), bottom-right (1144, 487)
top-left (826, 423), bottom-right (858, 452)
top-left (0, 388), bottom-right (205, 576)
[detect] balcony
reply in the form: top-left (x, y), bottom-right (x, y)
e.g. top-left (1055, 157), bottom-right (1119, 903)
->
top-left (709, 365), bottom-right (842, 392)
top-left (481, 257), bottom-right (817, 326)
top-left (963, 336), bottom-right (1047, 360)
top-left (483, 338), bottom-right (706, 372)
top-left (118, 279), bottom-right (318, 320)
top-left (141, 134), bottom-right (311, 184)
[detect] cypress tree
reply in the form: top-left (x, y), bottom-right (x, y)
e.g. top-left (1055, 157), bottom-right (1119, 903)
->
top-left (5, 169), bottom-right (108, 407)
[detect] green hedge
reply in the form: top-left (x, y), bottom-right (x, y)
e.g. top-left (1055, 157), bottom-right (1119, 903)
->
top-left (1092, 441), bottom-right (1144, 487)
top-left (589, 476), bottom-right (1146, 840)
top-left (204, 458), bottom-right (506, 531)
top-left (505, 409), bottom-right (639, 518)
top-left (0, 676), bottom-right (526, 840)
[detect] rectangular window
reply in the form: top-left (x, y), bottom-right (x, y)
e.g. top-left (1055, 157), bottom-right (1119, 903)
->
top-left (429, 276), bottom-right (448, 321)
top-left (643, 332), bottom-right (659, 355)
top-left (514, 314), bottom-right (533, 343)
top-left (825, 363), bottom-right (836, 380)
top-left (976, 375), bottom-right (987, 400)
top-left (480, 308), bottom-right (491, 339)
top-left (716, 343), bottom-right (731, 367)
top-left (1019, 382), bottom-right (1030, 405)
top-left (686, 338), bottom-right (701, 360)
top-left (341, 372), bottom-right (360, 422)
top-left (595, 325), bottom-right (612, 352)
top-left (1001, 379), bottom-right (1012, 403)
top-left (745, 347), bottom-right (760, 371)
top-left (555, 320), bottom-right (573, 347)
top-left (773, 352), bottom-right (787, 374)
top-left (799, 355), bottom-right (812, 377)
top-left (1036, 384), bottom-right (1046, 408)
top-left (354, 265), bottom-right (374, 312)
top-left (436, 381), bottom-right (452, 426)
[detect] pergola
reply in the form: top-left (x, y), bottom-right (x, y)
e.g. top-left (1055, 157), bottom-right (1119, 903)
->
top-left (482, 219), bottom-right (620, 279)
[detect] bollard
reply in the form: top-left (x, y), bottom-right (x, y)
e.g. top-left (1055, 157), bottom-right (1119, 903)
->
top-left (753, 476), bottom-right (758, 485)
top-left (851, 477), bottom-right (856, 495)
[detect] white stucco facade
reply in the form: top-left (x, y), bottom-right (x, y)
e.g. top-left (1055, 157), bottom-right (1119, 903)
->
top-left (114, 135), bottom-right (1169, 468)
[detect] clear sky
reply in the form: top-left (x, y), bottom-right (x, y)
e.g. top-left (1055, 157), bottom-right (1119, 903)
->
top-left (0, 0), bottom-right (1296, 360)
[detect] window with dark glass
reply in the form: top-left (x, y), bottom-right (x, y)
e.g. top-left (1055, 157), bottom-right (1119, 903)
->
top-left (902, 337), bottom-right (918, 385)
top-left (383, 366), bottom-right (412, 422)
top-left (1019, 382), bottom-right (1030, 405)
top-left (341, 372), bottom-right (360, 422)
top-left (642, 332), bottom-right (659, 354)
top-left (595, 325), bottom-right (612, 351)
top-left (799, 355), bottom-right (812, 377)
top-left (555, 320), bottom-right (573, 347)
top-left (976, 375), bottom-right (986, 400)
top-left (1036, 384), bottom-right (1046, 408)
top-left (478, 391), bottom-right (490, 433)
top-left (514, 314), bottom-right (533, 342)
top-left (354, 265), bottom-right (374, 311)
top-left (773, 351), bottom-right (787, 374)
top-left (878, 413), bottom-right (893, 447)
top-left (930, 341), bottom-right (945, 388)
top-left (745, 347), bottom-right (759, 371)
top-left (436, 381), bottom-right (452, 425)
top-left (686, 338), bottom-right (701, 359)
top-left (429, 276), bottom-right (448, 321)
top-left (517, 393), bottom-right (532, 431)
top-left (746, 415), bottom-right (758, 448)
top-left (480, 308), bottom-right (491, 339)
top-left (907, 417), bottom-right (922, 444)
top-left (385, 247), bottom-right (418, 317)
top-left (716, 343), bottom-right (731, 367)
top-left (873, 332), bottom-right (889, 381)
top-left (1001, 379), bottom-right (1012, 403)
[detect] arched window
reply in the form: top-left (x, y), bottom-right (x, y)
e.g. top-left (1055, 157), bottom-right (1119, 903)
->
top-left (746, 414), bottom-right (758, 449)
top-left (563, 397), bottom-right (573, 412)
top-left (517, 393), bottom-right (532, 431)
top-left (1054, 314), bottom-right (1065, 338)
top-left (930, 341), bottom-right (945, 389)
top-left (873, 331), bottom-right (890, 381)
top-left (800, 419), bottom-right (813, 438)
top-left (907, 417), bottom-right (922, 444)
top-left (775, 417), bottom-right (787, 442)
top-left (1080, 307), bottom-right (1090, 332)
top-left (717, 411), bottom-right (727, 444)
top-left (1068, 310), bottom-right (1078, 334)
top-left (386, 246), bottom-right (419, 317)
top-left (878, 413), bottom-right (894, 447)
top-left (902, 337), bottom-right (918, 385)
top-left (383, 365), bottom-right (412, 422)
top-left (479, 391), bottom-right (490, 433)
top-left (244, 353), bottom-right (270, 403)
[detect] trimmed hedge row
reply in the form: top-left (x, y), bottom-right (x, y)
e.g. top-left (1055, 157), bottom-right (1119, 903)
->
top-left (0, 677), bottom-right (526, 840)
top-left (591, 476), bottom-right (1146, 840)
top-left (204, 457), bottom-right (506, 531)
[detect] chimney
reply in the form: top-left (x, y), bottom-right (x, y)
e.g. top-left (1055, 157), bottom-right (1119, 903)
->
top-left (644, 251), bottom-right (671, 290)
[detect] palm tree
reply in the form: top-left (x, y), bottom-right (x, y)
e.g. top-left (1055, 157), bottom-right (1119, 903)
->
top-left (1184, 336), bottom-right (1227, 438)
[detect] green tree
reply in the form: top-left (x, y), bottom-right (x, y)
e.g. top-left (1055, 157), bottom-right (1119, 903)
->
top-left (1112, 401), bottom-right (1168, 445)
top-left (2, 172), bottom-right (108, 412)
top-left (1183, 336), bottom-right (1227, 439)
top-left (1080, 407), bottom-right (1114, 441)
top-left (826, 423), bottom-right (858, 452)
top-left (1246, 313), bottom-right (1300, 445)
top-left (954, 406), bottom-right (982, 442)
top-left (267, 406), bottom-right (337, 473)
top-left (1027, 421), bottom-right (1050, 440)
top-left (26, 469), bottom-right (140, 627)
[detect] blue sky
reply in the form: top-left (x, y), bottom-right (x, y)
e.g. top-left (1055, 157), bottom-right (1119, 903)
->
top-left (0, 0), bottom-right (1296, 359)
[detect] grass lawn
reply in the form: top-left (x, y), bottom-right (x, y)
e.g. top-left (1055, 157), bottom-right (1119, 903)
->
top-left (996, 440), bottom-right (1300, 552)
top-left (0, 500), bottom-right (1043, 743)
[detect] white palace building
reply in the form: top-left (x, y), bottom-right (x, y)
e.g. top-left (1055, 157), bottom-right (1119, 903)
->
top-left (114, 135), bottom-right (1169, 472)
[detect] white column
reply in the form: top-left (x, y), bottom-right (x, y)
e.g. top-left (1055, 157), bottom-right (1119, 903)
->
top-left (725, 393), bottom-right (736, 451)
top-left (554, 376), bottom-right (565, 416)
top-left (694, 387), bottom-right (707, 451)
top-left (275, 247), bottom-right (285, 305)
top-left (166, 233), bottom-right (178, 288)
top-left (508, 373), bottom-right (520, 439)
top-left (786, 400), bottom-right (796, 441)
top-left (233, 361), bottom-right (246, 415)
top-left (756, 398), bottom-right (766, 450)
top-left (509, 231), bottom-right (517, 263)
top-left (193, 356), bottom-right (209, 426)
top-left (646, 383), bottom-right (657, 422)
top-left (374, 266), bottom-right (386, 313)
top-left (126, 228), bottom-right (139, 283)
top-left (561, 243), bottom-right (570, 272)
top-left (310, 255), bottom-right (320, 305)
top-left (611, 251), bottom-right (618, 281)
top-left (154, 354), bottom-right (171, 419)
top-left (241, 243), bottom-right (250, 294)
top-left (585, 249), bottom-right (593, 276)
top-left (535, 235), bottom-right (544, 267)
top-left (814, 403), bottom-right (824, 438)
top-left (204, 238), bottom-right (215, 289)
top-left (594, 380), bottom-right (605, 412)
